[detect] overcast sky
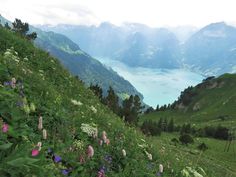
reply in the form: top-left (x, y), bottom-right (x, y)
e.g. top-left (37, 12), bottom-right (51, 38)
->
top-left (0, 0), bottom-right (236, 27)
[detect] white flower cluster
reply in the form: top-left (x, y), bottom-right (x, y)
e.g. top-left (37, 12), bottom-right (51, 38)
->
top-left (81, 123), bottom-right (98, 137)
top-left (73, 139), bottom-right (84, 150)
top-left (3, 47), bottom-right (20, 63)
top-left (90, 106), bottom-right (97, 113)
top-left (71, 99), bottom-right (83, 106)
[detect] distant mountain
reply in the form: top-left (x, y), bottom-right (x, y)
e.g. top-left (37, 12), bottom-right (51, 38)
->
top-left (38, 23), bottom-right (182, 69)
top-left (40, 22), bottom-right (236, 76)
top-left (0, 16), bottom-right (143, 100)
top-left (168, 25), bottom-right (198, 43)
top-left (184, 22), bottom-right (236, 76)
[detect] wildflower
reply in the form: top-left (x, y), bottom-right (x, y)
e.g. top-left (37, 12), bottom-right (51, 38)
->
top-left (2, 123), bottom-right (9, 133)
top-left (102, 131), bottom-right (107, 142)
top-left (11, 78), bottom-right (16, 88)
top-left (90, 106), bottom-right (97, 113)
top-left (145, 152), bottom-right (152, 160)
top-left (79, 155), bottom-right (85, 164)
top-left (71, 99), bottom-right (82, 106)
top-left (87, 145), bottom-right (94, 158)
top-left (97, 169), bottom-right (105, 177)
top-left (42, 129), bottom-right (47, 139)
top-left (61, 169), bottom-right (69, 176)
top-left (122, 149), bottom-right (126, 157)
top-left (47, 148), bottom-right (54, 156)
top-left (32, 149), bottom-right (39, 156)
top-left (105, 138), bottom-right (110, 145)
top-left (99, 139), bottom-right (103, 146)
top-left (37, 142), bottom-right (42, 149)
top-left (54, 155), bottom-right (62, 163)
top-left (4, 81), bottom-right (10, 86)
top-left (92, 128), bottom-right (98, 139)
top-left (81, 123), bottom-right (98, 137)
top-left (38, 116), bottom-right (43, 130)
top-left (159, 164), bottom-right (164, 173)
top-left (104, 155), bottom-right (112, 164)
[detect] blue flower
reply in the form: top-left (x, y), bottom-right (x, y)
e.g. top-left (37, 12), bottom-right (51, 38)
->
top-left (54, 155), bottom-right (62, 163)
top-left (104, 155), bottom-right (112, 164)
top-left (61, 169), bottom-right (69, 176)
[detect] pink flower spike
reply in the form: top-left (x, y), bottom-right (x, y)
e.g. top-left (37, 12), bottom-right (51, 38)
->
top-left (2, 123), bottom-right (9, 133)
top-left (31, 149), bottom-right (39, 156)
top-left (87, 145), bottom-right (94, 158)
top-left (106, 138), bottom-right (110, 145)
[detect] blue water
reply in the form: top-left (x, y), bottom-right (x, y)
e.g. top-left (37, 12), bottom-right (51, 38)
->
top-left (97, 57), bottom-right (204, 108)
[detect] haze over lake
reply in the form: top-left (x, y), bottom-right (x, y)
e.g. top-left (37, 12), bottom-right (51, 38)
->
top-left (97, 57), bottom-right (204, 107)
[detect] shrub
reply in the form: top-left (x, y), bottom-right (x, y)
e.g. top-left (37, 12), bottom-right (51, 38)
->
top-left (198, 142), bottom-right (208, 151)
top-left (171, 138), bottom-right (179, 146)
top-left (141, 120), bottom-right (161, 136)
top-left (179, 134), bottom-right (194, 145)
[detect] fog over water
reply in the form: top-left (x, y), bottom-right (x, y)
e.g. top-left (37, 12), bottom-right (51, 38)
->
top-left (97, 57), bottom-right (204, 107)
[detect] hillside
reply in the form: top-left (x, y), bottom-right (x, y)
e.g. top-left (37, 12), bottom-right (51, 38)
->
top-left (0, 26), bottom-right (159, 176)
top-left (141, 74), bottom-right (236, 127)
top-left (0, 15), bottom-right (143, 101)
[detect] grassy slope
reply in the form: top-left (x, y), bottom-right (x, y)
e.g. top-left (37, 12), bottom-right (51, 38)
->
top-left (147, 133), bottom-right (236, 177)
top-left (141, 74), bottom-right (236, 128)
top-left (0, 27), bottom-right (159, 176)
top-left (140, 74), bottom-right (236, 177)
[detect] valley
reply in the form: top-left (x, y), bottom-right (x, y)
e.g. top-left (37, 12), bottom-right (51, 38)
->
top-left (97, 57), bottom-right (204, 107)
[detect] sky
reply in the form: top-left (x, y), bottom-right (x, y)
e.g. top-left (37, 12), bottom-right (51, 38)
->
top-left (0, 0), bottom-right (236, 27)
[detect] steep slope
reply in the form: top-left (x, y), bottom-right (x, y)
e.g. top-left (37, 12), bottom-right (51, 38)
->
top-left (38, 23), bottom-right (182, 69)
top-left (34, 28), bottom-right (143, 99)
top-left (184, 22), bottom-right (236, 76)
top-left (141, 74), bottom-right (236, 127)
top-left (0, 26), bottom-right (159, 176)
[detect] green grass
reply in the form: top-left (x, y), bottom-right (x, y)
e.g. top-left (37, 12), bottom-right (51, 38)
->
top-left (147, 133), bottom-right (236, 177)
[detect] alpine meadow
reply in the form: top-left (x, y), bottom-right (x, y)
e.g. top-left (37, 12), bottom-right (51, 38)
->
top-left (0, 0), bottom-right (236, 176)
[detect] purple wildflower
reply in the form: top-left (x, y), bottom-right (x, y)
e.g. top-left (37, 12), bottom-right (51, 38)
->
top-left (156, 172), bottom-right (161, 176)
top-left (4, 82), bottom-right (10, 86)
top-left (104, 155), bottom-right (112, 164)
top-left (61, 169), bottom-right (69, 176)
top-left (54, 155), bottom-right (62, 163)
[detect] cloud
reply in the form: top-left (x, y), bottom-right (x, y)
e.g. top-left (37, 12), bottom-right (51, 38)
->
top-left (0, 0), bottom-right (99, 25)
top-left (1, 0), bottom-right (236, 27)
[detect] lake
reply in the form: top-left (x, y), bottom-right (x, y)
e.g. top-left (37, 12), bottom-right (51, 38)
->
top-left (97, 57), bottom-right (204, 108)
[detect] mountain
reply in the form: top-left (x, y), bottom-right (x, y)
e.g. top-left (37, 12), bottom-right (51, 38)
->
top-left (0, 25), bottom-right (160, 176)
top-left (40, 22), bottom-right (236, 75)
top-left (184, 22), bottom-right (236, 76)
top-left (38, 23), bottom-right (182, 69)
top-left (168, 25), bottom-right (198, 43)
top-left (0, 16), bottom-right (143, 100)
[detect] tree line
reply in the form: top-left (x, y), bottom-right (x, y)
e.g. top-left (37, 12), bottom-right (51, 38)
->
top-left (141, 118), bottom-right (230, 140)
top-left (89, 84), bottom-right (143, 124)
